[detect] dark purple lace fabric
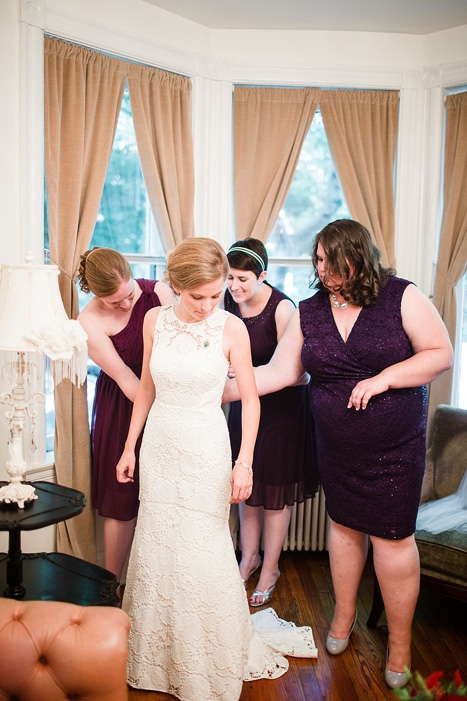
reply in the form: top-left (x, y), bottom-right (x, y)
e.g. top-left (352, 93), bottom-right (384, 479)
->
top-left (299, 276), bottom-right (427, 539)
top-left (91, 279), bottom-right (161, 520)
top-left (225, 283), bottom-right (317, 509)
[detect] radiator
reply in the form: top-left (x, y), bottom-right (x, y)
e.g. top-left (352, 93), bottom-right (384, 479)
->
top-left (230, 485), bottom-right (328, 552)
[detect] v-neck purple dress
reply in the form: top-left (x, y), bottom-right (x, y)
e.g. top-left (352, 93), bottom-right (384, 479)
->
top-left (299, 276), bottom-right (427, 539)
top-left (91, 279), bottom-right (162, 521)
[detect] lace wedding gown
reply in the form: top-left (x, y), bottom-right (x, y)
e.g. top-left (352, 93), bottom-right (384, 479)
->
top-left (123, 305), bottom-right (317, 701)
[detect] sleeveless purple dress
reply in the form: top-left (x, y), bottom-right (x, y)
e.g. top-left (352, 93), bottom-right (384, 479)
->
top-left (225, 284), bottom-right (317, 509)
top-left (299, 276), bottom-right (427, 540)
top-left (91, 279), bottom-right (162, 521)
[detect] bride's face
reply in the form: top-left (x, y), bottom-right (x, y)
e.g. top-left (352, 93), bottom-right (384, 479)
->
top-left (174, 276), bottom-right (225, 323)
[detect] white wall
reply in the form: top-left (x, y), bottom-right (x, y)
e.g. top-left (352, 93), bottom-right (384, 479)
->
top-left (0, 0), bottom-right (466, 546)
top-left (0, 1), bottom-right (21, 266)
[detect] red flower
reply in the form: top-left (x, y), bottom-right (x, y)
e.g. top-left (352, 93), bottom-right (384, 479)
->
top-left (427, 672), bottom-right (445, 689)
top-left (393, 669), bottom-right (467, 700)
top-left (454, 670), bottom-right (463, 689)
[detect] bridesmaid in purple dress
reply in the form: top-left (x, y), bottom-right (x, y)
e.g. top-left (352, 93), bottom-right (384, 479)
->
top-left (223, 220), bottom-right (452, 689)
top-left (77, 248), bottom-right (174, 583)
top-left (225, 239), bottom-right (317, 607)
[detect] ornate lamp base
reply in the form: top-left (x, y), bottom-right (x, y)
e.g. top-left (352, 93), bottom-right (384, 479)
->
top-left (0, 482), bottom-right (37, 509)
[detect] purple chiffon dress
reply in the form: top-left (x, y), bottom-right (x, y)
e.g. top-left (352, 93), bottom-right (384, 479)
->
top-left (299, 276), bottom-right (427, 540)
top-left (225, 284), bottom-right (317, 509)
top-left (91, 279), bottom-right (161, 521)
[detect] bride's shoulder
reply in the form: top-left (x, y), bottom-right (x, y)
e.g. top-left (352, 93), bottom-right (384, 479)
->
top-left (144, 305), bottom-right (163, 327)
top-left (223, 309), bottom-right (243, 329)
top-left (223, 311), bottom-right (249, 342)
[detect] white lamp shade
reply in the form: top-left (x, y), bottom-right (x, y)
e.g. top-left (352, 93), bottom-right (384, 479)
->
top-left (0, 261), bottom-right (87, 386)
top-left (0, 263), bottom-right (69, 352)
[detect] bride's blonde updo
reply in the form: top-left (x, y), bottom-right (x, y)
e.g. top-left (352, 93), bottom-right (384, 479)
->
top-left (77, 247), bottom-right (132, 297)
top-left (164, 238), bottom-right (229, 291)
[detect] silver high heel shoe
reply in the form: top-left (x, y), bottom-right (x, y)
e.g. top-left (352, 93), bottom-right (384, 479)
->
top-left (384, 647), bottom-right (410, 689)
top-left (326, 611), bottom-right (358, 655)
top-left (241, 559), bottom-right (262, 589)
top-left (249, 570), bottom-right (280, 607)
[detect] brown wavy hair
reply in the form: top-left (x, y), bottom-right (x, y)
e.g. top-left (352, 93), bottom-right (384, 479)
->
top-left (311, 219), bottom-right (396, 307)
top-left (77, 247), bottom-right (132, 297)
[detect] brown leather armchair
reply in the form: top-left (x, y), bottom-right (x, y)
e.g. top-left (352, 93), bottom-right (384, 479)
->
top-left (0, 599), bottom-right (130, 700)
top-left (368, 404), bottom-right (467, 626)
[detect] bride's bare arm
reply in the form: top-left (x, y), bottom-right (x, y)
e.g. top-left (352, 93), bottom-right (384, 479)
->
top-left (116, 309), bottom-right (158, 483)
top-left (224, 315), bottom-right (260, 503)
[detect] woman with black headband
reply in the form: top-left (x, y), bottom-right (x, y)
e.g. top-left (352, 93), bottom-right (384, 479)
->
top-left (225, 238), bottom-right (317, 607)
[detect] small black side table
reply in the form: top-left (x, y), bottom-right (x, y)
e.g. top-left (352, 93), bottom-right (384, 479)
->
top-left (0, 481), bottom-right (119, 606)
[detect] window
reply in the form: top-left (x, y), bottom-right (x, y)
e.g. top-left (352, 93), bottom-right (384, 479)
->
top-left (91, 84), bottom-right (164, 259)
top-left (265, 110), bottom-right (350, 304)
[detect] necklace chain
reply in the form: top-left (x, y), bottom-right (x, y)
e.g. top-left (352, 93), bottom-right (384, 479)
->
top-left (331, 294), bottom-right (349, 309)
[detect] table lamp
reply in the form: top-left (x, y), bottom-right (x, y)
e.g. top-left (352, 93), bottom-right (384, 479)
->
top-left (0, 255), bottom-right (87, 508)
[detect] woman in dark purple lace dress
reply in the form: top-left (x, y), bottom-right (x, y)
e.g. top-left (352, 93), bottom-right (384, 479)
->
top-left (225, 239), bottom-right (316, 607)
top-left (223, 220), bottom-right (452, 689)
top-left (77, 248), bottom-right (174, 582)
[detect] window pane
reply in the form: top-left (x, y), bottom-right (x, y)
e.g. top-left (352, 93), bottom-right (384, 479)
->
top-left (267, 264), bottom-right (314, 305)
top-left (265, 110), bottom-right (349, 304)
top-left (92, 84), bottom-right (162, 256)
top-left (267, 111), bottom-right (350, 260)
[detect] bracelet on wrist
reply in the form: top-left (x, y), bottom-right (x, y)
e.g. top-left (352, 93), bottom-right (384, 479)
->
top-left (234, 459), bottom-right (253, 475)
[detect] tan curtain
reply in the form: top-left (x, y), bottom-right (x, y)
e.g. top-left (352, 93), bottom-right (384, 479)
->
top-left (127, 64), bottom-right (195, 250)
top-left (320, 90), bottom-right (399, 267)
top-left (44, 37), bottom-right (126, 560)
top-left (233, 87), bottom-right (320, 241)
top-left (429, 91), bottom-right (467, 413)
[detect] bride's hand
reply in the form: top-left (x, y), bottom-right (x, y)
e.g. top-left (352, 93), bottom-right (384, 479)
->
top-left (229, 462), bottom-right (253, 504)
top-left (116, 449), bottom-right (136, 483)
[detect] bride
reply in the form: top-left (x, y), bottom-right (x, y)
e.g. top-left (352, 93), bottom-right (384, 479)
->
top-left (116, 237), bottom-right (317, 701)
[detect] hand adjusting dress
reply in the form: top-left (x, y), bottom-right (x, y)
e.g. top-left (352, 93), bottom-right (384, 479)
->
top-left (123, 305), bottom-right (317, 701)
top-left (91, 279), bottom-right (161, 520)
top-left (299, 276), bottom-right (427, 540)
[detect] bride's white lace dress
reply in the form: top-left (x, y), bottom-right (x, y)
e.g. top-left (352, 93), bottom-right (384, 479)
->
top-left (123, 305), bottom-right (317, 701)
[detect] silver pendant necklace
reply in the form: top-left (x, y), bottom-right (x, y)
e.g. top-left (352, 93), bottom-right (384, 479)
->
top-left (331, 294), bottom-right (349, 309)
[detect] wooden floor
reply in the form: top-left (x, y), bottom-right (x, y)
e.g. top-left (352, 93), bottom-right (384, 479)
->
top-left (127, 549), bottom-right (467, 700)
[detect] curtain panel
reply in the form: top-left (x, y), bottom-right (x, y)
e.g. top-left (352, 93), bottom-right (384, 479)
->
top-left (128, 64), bottom-right (195, 250)
top-left (430, 91), bottom-right (467, 415)
top-left (45, 37), bottom-right (126, 561)
top-left (320, 90), bottom-right (399, 268)
top-left (233, 87), bottom-right (320, 242)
